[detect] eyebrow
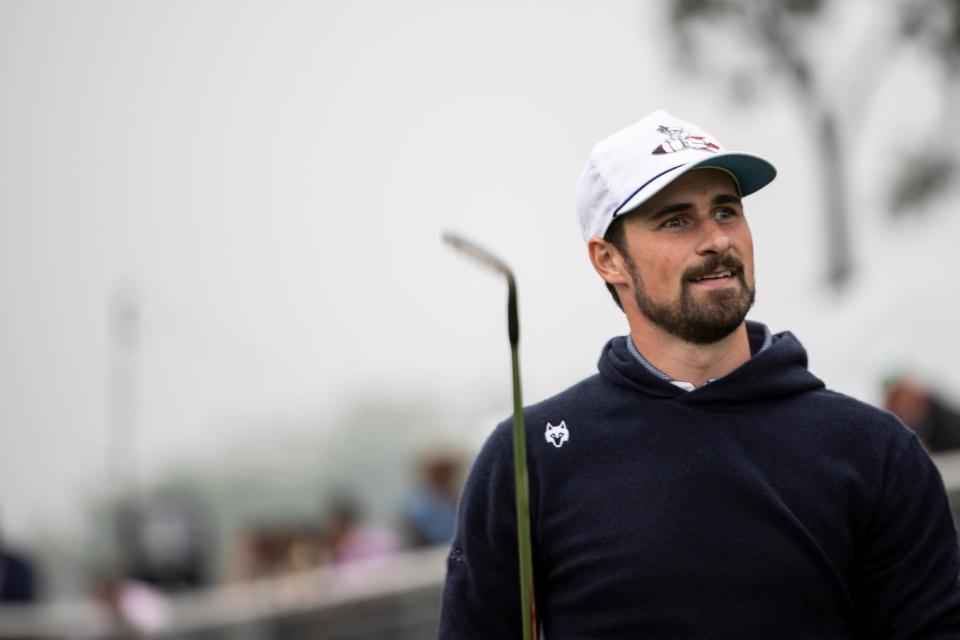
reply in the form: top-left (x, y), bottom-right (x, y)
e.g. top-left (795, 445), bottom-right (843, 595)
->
top-left (645, 193), bottom-right (742, 220)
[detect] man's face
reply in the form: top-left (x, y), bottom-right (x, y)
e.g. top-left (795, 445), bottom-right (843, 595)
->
top-left (616, 168), bottom-right (755, 344)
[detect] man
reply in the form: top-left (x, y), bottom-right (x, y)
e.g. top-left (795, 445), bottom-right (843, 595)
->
top-left (0, 533), bottom-right (38, 603)
top-left (439, 111), bottom-right (960, 638)
top-left (883, 373), bottom-right (960, 452)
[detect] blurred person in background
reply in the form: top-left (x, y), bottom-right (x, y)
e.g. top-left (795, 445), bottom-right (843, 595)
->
top-left (440, 111), bottom-right (960, 637)
top-left (286, 522), bottom-right (327, 573)
top-left (399, 449), bottom-right (462, 548)
top-left (0, 529), bottom-right (38, 603)
top-left (326, 497), bottom-right (396, 565)
top-left (883, 373), bottom-right (960, 453)
top-left (116, 495), bottom-right (211, 592)
top-left (238, 522), bottom-right (326, 579)
top-left (238, 524), bottom-right (298, 579)
top-left (92, 570), bottom-right (170, 640)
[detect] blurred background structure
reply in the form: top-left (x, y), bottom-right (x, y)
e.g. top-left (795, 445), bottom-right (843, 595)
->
top-left (2, 0), bottom-right (960, 637)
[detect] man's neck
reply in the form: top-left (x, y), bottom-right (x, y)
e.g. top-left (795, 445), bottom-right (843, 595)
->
top-left (628, 320), bottom-right (751, 388)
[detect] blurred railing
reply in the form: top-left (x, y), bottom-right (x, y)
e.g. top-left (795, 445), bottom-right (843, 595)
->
top-left (0, 547), bottom-right (448, 640)
top-left (7, 451), bottom-right (960, 640)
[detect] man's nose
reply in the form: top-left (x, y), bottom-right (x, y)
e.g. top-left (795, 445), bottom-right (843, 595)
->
top-left (696, 222), bottom-right (732, 255)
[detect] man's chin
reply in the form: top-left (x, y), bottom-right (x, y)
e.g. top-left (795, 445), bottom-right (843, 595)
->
top-left (631, 273), bottom-right (755, 345)
top-left (673, 288), bottom-right (755, 344)
top-left (638, 300), bottom-right (749, 345)
top-left (673, 318), bottom-right (745, 345)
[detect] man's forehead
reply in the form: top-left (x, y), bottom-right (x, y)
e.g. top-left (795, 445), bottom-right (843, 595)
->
top-left (633, 168), bottom-right (741, 216)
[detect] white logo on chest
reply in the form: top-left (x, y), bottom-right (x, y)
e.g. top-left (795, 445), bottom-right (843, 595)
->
top-left (544, 421), bottom-right (569, 448)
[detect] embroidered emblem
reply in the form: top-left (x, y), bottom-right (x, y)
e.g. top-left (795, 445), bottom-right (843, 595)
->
top-left (652, 124), bottom-right (720, 155)
top-left (544, 421), bottom-right (569, 448)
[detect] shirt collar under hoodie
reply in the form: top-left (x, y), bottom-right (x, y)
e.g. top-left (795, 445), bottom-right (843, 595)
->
top-left (627, 321), bottom-right (774, 390)
top-left (598, 321), bottom-right (826, 405)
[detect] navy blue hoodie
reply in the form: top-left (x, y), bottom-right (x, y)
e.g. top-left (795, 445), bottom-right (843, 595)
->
top-left (440, 330), bottom-right (960, 638)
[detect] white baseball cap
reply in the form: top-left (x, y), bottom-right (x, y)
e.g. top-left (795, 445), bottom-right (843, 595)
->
top-left (575, 110), bottom-right (776, 242)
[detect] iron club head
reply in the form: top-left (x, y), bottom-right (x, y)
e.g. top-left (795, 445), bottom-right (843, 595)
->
top-left (442, 231), bottom-right (519, 346)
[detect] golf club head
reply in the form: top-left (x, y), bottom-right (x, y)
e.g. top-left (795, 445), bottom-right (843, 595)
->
top-left (442, 232), bottom-right (515, 282)
top-left (442, 231), bottom-right (519, 345)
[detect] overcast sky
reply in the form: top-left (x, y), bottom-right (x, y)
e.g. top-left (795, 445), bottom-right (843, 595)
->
top-left (2, 0), bottom-right (959, 544)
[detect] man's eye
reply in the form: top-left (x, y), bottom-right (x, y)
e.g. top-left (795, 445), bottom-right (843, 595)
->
top-left (714, 207), bottom-right (737, 220)
top-left (661, 218), bottom-right (684, 229)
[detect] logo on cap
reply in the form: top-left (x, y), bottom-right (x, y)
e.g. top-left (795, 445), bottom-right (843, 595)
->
top-left (652, 125), bottom-right (719, 155)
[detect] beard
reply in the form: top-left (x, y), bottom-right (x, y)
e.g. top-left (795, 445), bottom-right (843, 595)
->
top-left (628, 253), bottom-right (755, 344)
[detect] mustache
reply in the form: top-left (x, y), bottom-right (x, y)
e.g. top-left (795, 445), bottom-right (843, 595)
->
top-left (683, 254), bottom-right (745, 281)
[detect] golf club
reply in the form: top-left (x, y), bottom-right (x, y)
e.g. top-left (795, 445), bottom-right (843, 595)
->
top-left (442, 231), bottom-right (536, 640)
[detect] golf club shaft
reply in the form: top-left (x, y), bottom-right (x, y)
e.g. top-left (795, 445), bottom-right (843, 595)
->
top-left (508, 280), bottom-right (535, 640)
top-left (443, 232), bottom-right (536, 638)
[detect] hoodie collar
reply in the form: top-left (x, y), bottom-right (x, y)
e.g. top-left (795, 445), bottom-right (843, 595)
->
top-left (598, 323), bottom-right (824, 404)
top-left (626, 321), bottom-right (773, 391)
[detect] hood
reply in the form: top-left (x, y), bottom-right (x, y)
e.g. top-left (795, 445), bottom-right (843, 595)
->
top-left (598, 330), bottom-right (825, 405)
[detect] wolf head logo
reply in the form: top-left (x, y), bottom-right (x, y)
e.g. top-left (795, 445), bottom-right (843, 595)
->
top-left (544, 421), bottom-right (569, 448)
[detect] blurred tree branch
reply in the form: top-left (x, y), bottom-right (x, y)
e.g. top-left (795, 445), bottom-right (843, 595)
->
top-left (667, 0), bottom-right (960, 289)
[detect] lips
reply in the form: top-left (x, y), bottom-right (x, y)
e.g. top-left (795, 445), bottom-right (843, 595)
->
top-left (685, 254), bottom-right (744, 284)
top-left (691, 270), bottom-right (734, 282)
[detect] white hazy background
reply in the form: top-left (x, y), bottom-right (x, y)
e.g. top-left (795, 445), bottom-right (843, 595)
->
top-left (2, 0), bottom-right (959, 589)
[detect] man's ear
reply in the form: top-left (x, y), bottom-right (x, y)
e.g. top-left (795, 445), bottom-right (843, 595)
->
top-left (588, 237), bottom-right (631, 288)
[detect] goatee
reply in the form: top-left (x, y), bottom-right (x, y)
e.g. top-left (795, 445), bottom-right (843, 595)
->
top-left (630, 254), bottom-right (755, 344)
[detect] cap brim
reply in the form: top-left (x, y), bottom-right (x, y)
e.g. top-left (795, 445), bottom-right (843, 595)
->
top-left (615, 151), bottom-right (776, 219)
